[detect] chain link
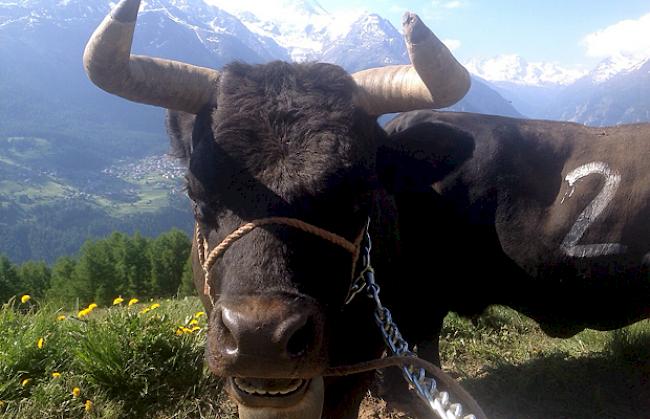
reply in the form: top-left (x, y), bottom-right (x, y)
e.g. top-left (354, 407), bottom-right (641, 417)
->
top-left (346, 221), bottom-right (477, 419)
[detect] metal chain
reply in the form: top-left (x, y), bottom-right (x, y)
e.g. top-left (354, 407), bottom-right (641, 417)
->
top-left (347, 221), bottom-right (476, 419)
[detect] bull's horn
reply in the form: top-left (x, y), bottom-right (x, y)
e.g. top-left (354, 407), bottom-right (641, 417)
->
top-left (83, 0), bottom-right (220, 114)
top-left (352, 12), bottom-right (470, 116)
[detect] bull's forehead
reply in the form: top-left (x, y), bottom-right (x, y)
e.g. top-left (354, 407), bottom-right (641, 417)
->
top-left (193, 62), bottom-right (375, 206)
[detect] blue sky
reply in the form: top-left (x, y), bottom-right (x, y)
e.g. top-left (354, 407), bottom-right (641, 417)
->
top-left (319, 0), bottom-right (650, 70)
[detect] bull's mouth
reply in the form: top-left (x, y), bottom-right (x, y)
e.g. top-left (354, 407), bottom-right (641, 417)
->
top-left (229, 377), bottom-right (311, 408)
top-left (234, 377), bottom-right (325, 419)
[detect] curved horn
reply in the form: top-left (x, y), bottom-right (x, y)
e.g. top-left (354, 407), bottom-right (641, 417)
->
top-left (83, 0), bottom-right (220, 114)
top-left (353, 12), bottom-right (470, 116)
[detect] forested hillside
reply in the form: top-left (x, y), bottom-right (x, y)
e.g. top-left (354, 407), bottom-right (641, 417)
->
top-left (0, 230), bottom-right (194, 307)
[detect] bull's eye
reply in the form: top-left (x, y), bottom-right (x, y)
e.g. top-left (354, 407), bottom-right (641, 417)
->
top-left (192, 201), bottom-right (217, 230)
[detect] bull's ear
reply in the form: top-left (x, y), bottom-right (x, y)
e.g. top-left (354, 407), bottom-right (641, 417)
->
top-left (377, 122), bottom-right (474, 193)
top-left (166, 110), bottom-right (196, 166)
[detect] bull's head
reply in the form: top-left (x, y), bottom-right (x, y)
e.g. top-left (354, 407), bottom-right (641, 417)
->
top-left (84, 1), bottom-right (470, 417)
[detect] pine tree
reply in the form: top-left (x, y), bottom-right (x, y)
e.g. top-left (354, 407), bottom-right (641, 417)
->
top-left (47, 256), bottom-right (78, 305)
top-left (149, 229), bottom-right (191, 297)
top-left (177, 256), bottom-right (197, 297)
top-left (74, 238), bottom-right (119, 306)
top-left (120, 232), bottom-right (152, 298)
top-left (17, 261), bottom-right (51, 299)
top-left (0, 255), bottom-right (19, 303)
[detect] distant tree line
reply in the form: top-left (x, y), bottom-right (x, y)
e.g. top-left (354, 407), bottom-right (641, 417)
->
top-left (0, 199), bottom-right (193, 264)
top-left (0, 229), bottom-right (195, 307)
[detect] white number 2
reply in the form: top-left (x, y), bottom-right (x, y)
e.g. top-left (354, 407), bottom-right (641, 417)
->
top-left (560, 162), bottom-right (627, 258)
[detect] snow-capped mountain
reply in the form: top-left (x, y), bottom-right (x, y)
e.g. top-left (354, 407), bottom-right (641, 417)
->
top-left (544, 56), bottom-right (650, 126)
top-left (320, 13), bottom-right (407, 72)
top-left (466, 52), bottom-right (650, 123)
top-left (581, 53), bottom-right (649, 84)
top-left (465, 54), bottom-right (586, 87)
top-left (463, 55), bottom-right (584, 118)
top-left (202, 0), bottom-right (519, 115)
top-left (206, 0), bottom-right (361, 62)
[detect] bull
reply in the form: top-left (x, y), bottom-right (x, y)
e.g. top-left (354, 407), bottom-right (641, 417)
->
top-left (385, 110), bottom-right (649, 348)
top-left (83, 0), bottom-right (649, 418)
top-left (83, 0), bottom-right (475, 418)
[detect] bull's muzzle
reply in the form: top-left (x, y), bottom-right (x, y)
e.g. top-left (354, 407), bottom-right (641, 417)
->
top-left (210, 296), bottom-right (324, 375)
top-left (206, 295), bottom-right (326, 416)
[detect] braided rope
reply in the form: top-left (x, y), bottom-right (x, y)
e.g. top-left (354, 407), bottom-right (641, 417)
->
top-left (196, 217), bottom-right (364, 303)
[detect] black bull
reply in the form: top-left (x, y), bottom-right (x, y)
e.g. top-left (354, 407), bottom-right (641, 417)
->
top-left (82, 1), bottom-right (649, 417)
top-left (182, 107), bottom-right (650, 418)
top-left (384, 110), bottom-right (649, 344)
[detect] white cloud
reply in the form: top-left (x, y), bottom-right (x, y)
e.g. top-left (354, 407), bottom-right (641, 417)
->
top-left (443, 1), bottom-right (462, 9)
top-left (443, 38), bottom-right (461, 51)
top-left (431, 0), bottom-right (464, 9)
top-left (582, 13), bottom-right (650, 59)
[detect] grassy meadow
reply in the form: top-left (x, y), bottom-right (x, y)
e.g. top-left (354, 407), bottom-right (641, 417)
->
top-left (1, 296), bottom-right (648, 418)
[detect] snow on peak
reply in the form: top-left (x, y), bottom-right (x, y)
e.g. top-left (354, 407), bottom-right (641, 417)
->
top-left (465, 54), bottom-right (586, 86)
top-left (588, 53), bottom-right (649, 83)
top-left (205, 0), bottom-right (362, 62)
top-left (205, 0), bottom-right (327, 24)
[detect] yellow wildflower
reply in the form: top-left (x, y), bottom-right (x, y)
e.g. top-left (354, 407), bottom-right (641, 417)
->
top-left (21, 294), bottom-right (31, 304)
top-left (176, 326), bottom-right (194, 335)
top-left (72, 387), bottom-right (81, 398)
top-left (87, 303), bottom-right (98, 310)
top-left (37, 337), bottom-right (44, 349)
top-left (57, 315), bottom-right (66, 321)
top-left (194, 311), bottom-right (205, 318)
top-left (52, 372), bottom-right (61, 379)
top-left (84, 399), bottom-right (93, 412)
top-left (128, 298), bottom-right (139, 306)
top-left (78, 308), bottom-right (91, 318)
top-left (139, 307), bottom-right (151, 315)
top-left (191, 326), bottom-right (201, 332)
top-left (189, 319), bottom-right (199, 326)
top-left (21, 378), bottom-right (31, 387)
top-left (149, 303), bottom-right (160, 310)
top-left (112, 296), bottom-right (124, 305)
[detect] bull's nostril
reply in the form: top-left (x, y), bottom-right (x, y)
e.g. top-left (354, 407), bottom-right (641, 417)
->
top-left (287, 318), bottom-right (314, 357)
top-left (219, 308), bottom-right (238, 355)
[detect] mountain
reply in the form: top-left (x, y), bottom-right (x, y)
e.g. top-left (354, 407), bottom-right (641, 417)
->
top-left (584, 54), bottom-right (649, 84)
top-left (445, 77), bottom-right (522, 118)
top-left (205, 0), bottom-right (518, 116)
top-left (466, 53), bottom-right (650, 124)
top-left (465, 54), bottom-right (586, 87)
top-left (320, 13), bottom-right (407, 72)
top-left (209, 0), bottom-right (343, 62)
top-left (464, 55), bottom-right (586, 119)
top-left (545, 56), bottom-right (650, 126)
top-left (0, 0), bottom-right (524, 263)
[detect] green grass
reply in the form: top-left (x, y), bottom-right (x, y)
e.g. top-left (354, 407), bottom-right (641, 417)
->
top-left (0, 137), bottom-right (53, 162)
top-left (0, 297), bottom-right (233, 419)
top-left (0, 180), bottom-right (73, 209)
top-left (439, 307), bottom-right (650, 419)
top-left (1, 298), bottom-right (648, 418)
top-left (107, 185), bottom-right (176, 217)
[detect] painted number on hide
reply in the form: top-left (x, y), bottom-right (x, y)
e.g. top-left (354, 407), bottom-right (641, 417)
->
top-left (560, 162), bottom-right (627, 258)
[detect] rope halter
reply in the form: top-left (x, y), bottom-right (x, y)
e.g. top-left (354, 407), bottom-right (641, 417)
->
top-left (195, 217), bottom-right (365, 305)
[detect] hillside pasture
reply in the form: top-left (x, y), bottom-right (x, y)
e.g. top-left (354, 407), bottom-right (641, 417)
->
top-left (1, 297), bottom-right (648, 418)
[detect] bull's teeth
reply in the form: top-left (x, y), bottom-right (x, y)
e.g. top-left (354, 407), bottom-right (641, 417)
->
top-left (234, 378), bottom-right (304, 396)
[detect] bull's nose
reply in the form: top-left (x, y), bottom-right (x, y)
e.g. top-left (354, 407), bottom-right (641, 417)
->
top-left (217, 301), bottom-right (319, 361)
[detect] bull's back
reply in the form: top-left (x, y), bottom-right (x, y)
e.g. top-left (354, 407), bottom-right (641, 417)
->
top-left (387, 110), bottom-right (650, 335)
